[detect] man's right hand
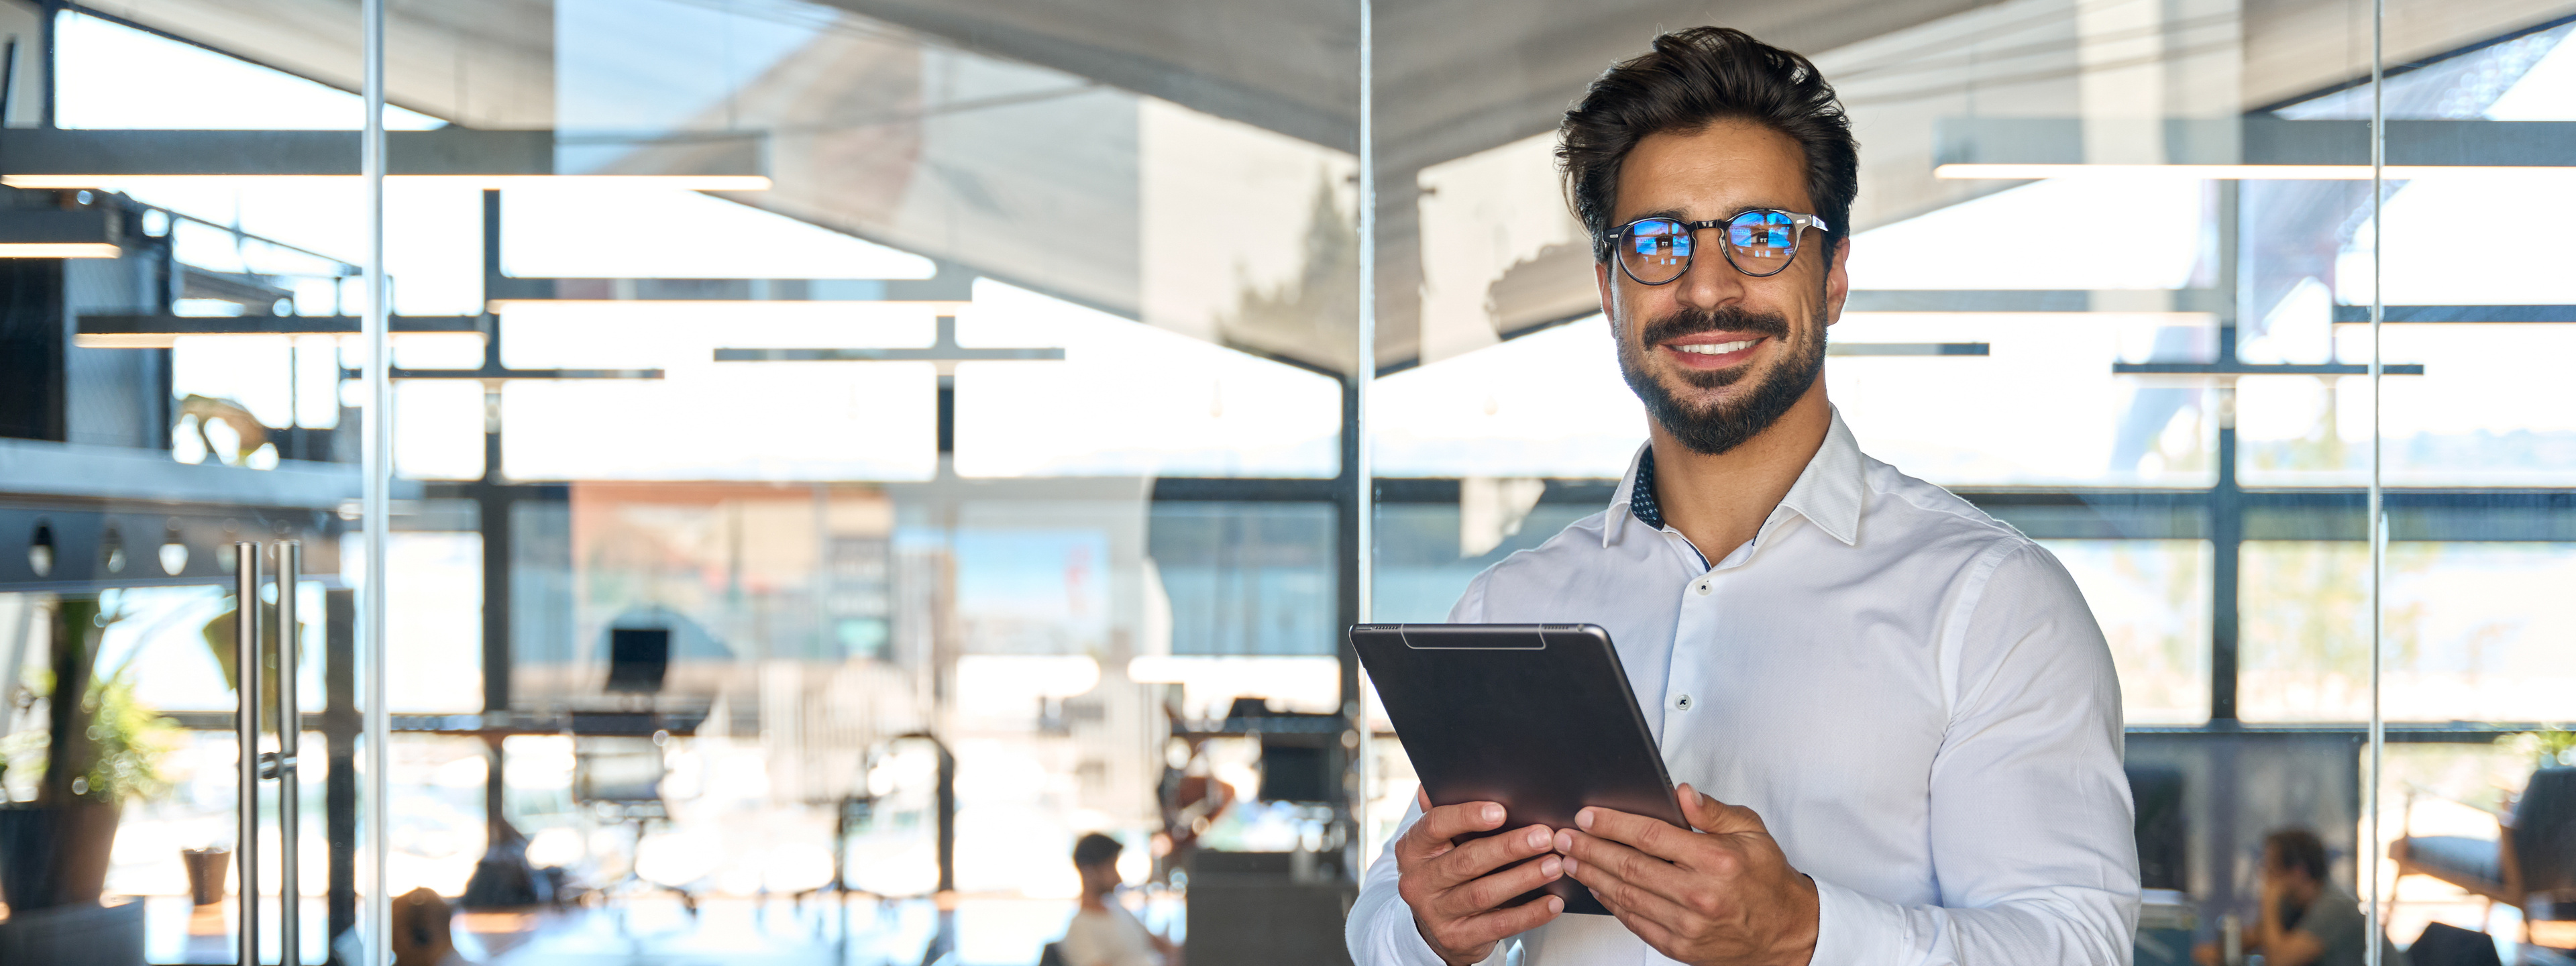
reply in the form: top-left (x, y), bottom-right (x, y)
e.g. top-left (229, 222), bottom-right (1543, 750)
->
top-left (1395, 789), bottom-right (1566, 965)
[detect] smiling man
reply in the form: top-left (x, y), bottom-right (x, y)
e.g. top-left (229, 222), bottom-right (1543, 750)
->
top-left (1344, 26), bottom-right (2141, 966)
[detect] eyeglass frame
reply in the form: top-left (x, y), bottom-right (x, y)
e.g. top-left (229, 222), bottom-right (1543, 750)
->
top-left (1611, 210), bottom-right (1834, 284)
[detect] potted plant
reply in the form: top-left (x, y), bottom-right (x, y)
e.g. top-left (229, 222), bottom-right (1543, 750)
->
top-left (0, 595), bottom-right (180, 912)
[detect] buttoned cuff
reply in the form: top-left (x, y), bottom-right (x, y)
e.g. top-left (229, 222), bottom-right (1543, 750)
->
top-left (1810, 876), bottom-right (1909, 965)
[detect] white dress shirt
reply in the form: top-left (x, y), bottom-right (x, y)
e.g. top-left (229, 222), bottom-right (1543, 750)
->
top-left (1346, 409), bottom-right (2139, 966)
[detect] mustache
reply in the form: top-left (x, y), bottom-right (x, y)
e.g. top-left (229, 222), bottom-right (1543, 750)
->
top-left (1637, 305), bottom-right (1793, 347)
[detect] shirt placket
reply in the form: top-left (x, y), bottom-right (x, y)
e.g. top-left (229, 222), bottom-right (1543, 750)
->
top-left (1658, 529), bottom-right (1727, 753)
top-left (1655, 513), bottom-right (1786, 755)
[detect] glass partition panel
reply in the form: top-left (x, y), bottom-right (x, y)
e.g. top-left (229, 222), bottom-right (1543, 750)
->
top-left (371, 1), bottom-right (1360, 963)
top-left (2377, 19), bottom-right (2576, 964)
top-left (6, 1), bottom-right (387, 961)
top-left (1365, 1), bottom-right (2438, 963)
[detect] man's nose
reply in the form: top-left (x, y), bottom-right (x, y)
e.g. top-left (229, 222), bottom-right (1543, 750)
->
top-left (1671, 237), bottom-right (1748, 311)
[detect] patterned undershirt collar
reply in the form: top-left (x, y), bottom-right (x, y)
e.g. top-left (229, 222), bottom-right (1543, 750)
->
top-left (1629, 446), bottom-right (1667, 530)
top-left (1629, 447), bottom-right (1712, 568)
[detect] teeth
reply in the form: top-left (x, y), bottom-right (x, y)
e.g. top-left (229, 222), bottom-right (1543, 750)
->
top-left (1674, 340), bottom-right (1756, 356)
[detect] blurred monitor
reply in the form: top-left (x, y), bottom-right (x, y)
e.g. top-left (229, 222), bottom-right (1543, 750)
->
top-left (1257, 742), bottom-right (1330, 803)
top-left (605, 628), bottom-right (670, 694)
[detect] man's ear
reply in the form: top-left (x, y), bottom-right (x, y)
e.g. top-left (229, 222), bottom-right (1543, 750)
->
top-left (1825, 236), bottom-right (1851, 327)
top-left (1595, 260), bottom-right (1614, 323)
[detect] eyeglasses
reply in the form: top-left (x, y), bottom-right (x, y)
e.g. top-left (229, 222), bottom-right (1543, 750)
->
top-left (1614, 210), bottom-right (1832, 284)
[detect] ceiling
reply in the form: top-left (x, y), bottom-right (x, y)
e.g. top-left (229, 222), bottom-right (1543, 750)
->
top-left (60, 0), bottom-right (2576, 372)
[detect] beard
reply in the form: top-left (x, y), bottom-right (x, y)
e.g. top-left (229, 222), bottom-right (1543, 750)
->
top-left (1616, 303), bottom-right (1827, 457)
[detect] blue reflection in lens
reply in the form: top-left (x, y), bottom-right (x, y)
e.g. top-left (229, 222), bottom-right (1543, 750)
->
top-left (1629, 219), bottom-right (1690, 261)
top-left (1728, 211), bottom-right (1794, 251)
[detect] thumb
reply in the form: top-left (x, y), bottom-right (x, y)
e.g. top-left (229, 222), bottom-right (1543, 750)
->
top-left (1676, 784), bottom-right (1765, 835)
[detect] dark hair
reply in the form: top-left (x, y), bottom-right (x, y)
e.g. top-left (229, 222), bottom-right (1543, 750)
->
top-left (2263, 828), bottom-right (2330, 883)
top-left (1558, 26), bottom-right (1859, 264)
top-left (1073, 832), bottom-right (1124, 868)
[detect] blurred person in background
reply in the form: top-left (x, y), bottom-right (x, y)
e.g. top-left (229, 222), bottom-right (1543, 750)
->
top-left (1059, 833), bottom-right (1181, 966)
top-left (2195, 829), bottom-right (2406, 966)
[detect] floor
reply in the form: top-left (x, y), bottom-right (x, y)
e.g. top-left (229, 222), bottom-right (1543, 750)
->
top-left (136, 892), bottom-right (1185, 966)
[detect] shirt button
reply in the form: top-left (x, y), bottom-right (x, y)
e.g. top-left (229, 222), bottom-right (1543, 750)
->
top-left (1692, 580), bottom-right (1712, 596)
top-left (1672, 693), bottom-right (1694, 712)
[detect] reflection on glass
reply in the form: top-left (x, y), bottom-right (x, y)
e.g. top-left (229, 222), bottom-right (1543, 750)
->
top-left (2243, 542), bottom-right (2576, 722)
top-left (955, 283), bottom-right (1342, 479)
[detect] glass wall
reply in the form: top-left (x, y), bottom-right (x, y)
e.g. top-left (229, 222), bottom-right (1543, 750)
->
top-left (5, 0), bottom-right (2571, 963)
top-left (1366, 3), bottom-right (2573, 966)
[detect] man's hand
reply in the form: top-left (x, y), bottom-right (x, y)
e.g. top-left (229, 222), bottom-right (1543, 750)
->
top-left (1396, 788), bottom-right (1566, 965)
top-left (1552, 784), bottom-right (1819, 966)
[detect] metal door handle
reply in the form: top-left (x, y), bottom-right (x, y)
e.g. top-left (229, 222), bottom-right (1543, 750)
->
top-left (276, 541), bottom-right (301, 966)
top-left (233, 543), bottom-right (261, 966)
top-left (235, 540), bottom-right (305, 966)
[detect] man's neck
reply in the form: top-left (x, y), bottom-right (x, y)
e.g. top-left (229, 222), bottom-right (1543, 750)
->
top-left (1081, 888), bottom-right (1112, 912)
top-left (1646, 383), bottom-right (1832, 565)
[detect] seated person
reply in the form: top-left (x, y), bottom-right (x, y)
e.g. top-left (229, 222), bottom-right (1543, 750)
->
top-left (2196, 829), bottom-right (2406, 966)
top-left (1059, 833), bottom-right (1181, 966)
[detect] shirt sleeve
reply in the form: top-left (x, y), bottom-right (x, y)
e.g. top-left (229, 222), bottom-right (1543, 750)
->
top-left (1345, 577), bottom-right (1505, 966)
top-left (1346, 798), bottom-right (1473, 966)
top-left (1807, 542), bottom-right (2141, 966)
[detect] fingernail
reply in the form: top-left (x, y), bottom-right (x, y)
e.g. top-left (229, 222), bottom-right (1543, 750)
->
top-left (1482, 804), bottom-right (1504, 824)
top-left (1525, 827), bottom-right (1549, 849)
top-left (1576, 808), bottom-right (1595, 830)
top-left (1554, 830), bottom-right (1573, 853)
top-left (1540, 857), bottom-right (1562, 878)
top-left (1546, 896), bottom-right (1564, 914)
top-left (1562, 857), bottom-right (1580, 876)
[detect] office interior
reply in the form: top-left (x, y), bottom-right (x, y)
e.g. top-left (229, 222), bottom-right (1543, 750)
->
top-left (0, 0), bottom-right (2571, 962)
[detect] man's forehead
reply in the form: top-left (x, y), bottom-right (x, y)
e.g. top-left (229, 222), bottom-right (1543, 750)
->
top-left (1615, 122), bottom-right (1810, 217)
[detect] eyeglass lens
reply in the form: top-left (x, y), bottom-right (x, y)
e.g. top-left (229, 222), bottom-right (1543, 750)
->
top-left (1618, 211), bottom-right (1802, 284)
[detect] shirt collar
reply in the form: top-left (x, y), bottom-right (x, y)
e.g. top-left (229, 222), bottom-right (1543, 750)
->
top-left (1603, 407), bottom-right (1867, 549)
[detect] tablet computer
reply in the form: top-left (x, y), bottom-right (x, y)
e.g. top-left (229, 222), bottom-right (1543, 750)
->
top-left (1350, 623), bottom-right (1686, 916)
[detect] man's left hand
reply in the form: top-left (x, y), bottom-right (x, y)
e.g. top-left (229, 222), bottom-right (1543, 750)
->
top-left (1552, 784), bottom-right (1819, 966)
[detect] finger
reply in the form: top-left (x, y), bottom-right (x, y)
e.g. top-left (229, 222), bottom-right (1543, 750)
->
top-left (1559, 842), bottom-right (1705, 941)
top-left (1440, 853), bottom-right (1564, 918)
top-left (1428, 824), bottom-right (1556, 888)
top-left (1576, 804), bottom-right (1701, 863)
top-left (1416, 801), bottom-right (1509, 844)
top-left (1416, 786), bottom-right (1432, 812)
top-left (1675, 783), bottom-right (1766, 835)
top-left (1554, 829), bottom-right (1701, 912)
top-left (1397, 801), bottom-right (1504, 865)
top-left (1440, 893), bottom-right (1565, 952)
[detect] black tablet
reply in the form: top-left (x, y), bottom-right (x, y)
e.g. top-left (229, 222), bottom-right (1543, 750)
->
top-left (1350, 623), bottom-right (1686, 916)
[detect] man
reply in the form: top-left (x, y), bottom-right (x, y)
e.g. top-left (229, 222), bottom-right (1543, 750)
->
top-left (1058, 833), bottom-right (1182, 966)
top-left (2194, 830), bottom-right (2404, 966)
top-left (1344, 25), bottom-right (2140, 966)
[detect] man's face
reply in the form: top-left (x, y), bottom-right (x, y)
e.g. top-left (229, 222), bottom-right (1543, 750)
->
top-left (1079, 861), bottom-right (1122, 895)
top-left (1597, 120), bottom-right (1849, 456)
top-left (2260, 847), bottom-right (2312, 889)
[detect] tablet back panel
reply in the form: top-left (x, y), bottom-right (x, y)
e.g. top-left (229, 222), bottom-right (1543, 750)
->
top-left (1351, 623), bottom-right (1685, 915)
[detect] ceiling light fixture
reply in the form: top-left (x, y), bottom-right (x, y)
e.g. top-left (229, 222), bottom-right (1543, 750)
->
top-left (0, 174), bottom-right (772, 191)
top-left (0, 129), bottom-right (771, 191)
top-left (484, 299), bottom-right (970, 313)
top-left (1935, 163), bottom-right (2575, 180)
top-left (0, 241), bottom-right (121, 258)
top-left (74, 314), bottom-right (484, 349)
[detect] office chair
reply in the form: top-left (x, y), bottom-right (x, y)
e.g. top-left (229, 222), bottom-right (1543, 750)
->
top-left (2391, 767), bottom-right (2576, 943)
top-left (572, 729), bottom-right (699, 914)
